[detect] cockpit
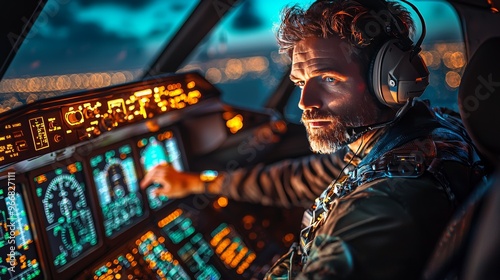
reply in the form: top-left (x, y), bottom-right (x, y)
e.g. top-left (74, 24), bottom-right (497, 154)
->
top-left (1, 0), bottom-right (499, 279)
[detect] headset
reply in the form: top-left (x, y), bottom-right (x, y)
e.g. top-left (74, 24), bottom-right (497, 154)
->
top-left (357, 0), bottom-right (430, 108)
top-left (314, 0), bottom-right (430, 143)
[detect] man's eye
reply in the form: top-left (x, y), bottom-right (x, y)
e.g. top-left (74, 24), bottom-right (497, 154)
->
top-left (295, 81), bottom-right (305, 88)
top-left (323, 77), bottom-right (337, 83)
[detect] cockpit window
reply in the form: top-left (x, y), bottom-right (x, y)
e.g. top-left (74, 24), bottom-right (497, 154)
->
top-left (285, 0), bottom-right (466, 123)
top-left (177, 0), bottom-right (313, 111)
top-left (0, 0), bottom-right (199, 114)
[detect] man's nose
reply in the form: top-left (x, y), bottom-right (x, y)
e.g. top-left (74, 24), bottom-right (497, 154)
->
top-left (298, 80), bottom-right (322, 110)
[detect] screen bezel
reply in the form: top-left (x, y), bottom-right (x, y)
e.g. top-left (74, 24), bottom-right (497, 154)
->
top-left (26, 159), bottom-right (105, 279)
top-left (1, 176), bottom-right (48, 280)
top-left (134, 125), bottom-right (189, 212)
top-left (85, 140), bottom-right (150, 244)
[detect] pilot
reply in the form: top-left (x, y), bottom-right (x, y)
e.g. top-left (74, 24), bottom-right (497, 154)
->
top-left (141, 0), bottom-right (482, 279)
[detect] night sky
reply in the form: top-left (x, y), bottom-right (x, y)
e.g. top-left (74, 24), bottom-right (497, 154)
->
top-left (4, 0), bottom-right (461, 78)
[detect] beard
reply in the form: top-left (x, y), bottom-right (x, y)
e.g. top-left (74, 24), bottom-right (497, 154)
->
top-left (301, 110), bottom-right (351, 154)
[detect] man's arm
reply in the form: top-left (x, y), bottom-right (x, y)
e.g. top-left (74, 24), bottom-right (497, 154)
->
top-left (141, 149), bottom-right (347, 208)
top-left (220, 150), bottom-right (347, 208)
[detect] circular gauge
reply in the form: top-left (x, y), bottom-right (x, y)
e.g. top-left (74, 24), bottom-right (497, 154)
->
top-left (43, 174), bottom-right (84, 224)
top-left (42, 174), bottom-right (96, 261)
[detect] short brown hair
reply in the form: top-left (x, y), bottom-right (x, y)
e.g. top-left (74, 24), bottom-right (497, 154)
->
top-left (277, 0), bottom-right (415, 59)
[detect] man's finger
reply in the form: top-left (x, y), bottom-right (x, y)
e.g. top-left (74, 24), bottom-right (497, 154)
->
top-left (140, 168), bottom-right (158, 189)
top-left (140, 163), bottom-right (168, 189)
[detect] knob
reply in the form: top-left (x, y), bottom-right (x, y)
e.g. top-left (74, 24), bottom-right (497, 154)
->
top-left (65, 111), bottom-right (84, 126)
top-left (99, 115), bottom-right (114, 131)
top-left (83, 108), bottom-right (95, 119)
top-left (113, 111), bottom-right (127, 123)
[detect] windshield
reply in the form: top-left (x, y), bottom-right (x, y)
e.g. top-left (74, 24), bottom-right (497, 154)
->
top-left (0, 0), bottom-right (199, 114)
top-left (177, 0), bottom-right (311, 111)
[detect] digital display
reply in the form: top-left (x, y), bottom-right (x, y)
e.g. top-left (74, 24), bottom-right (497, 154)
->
top-left (210, 223), bottom-right (256, 275)
top-left (29, 117), bottom-right (49, 151)
top-left (157, 208), bottom-right (195, 244)
top-left (1, 179), bottom-right (43, 280)
top-left (178, 233), bottom-right (221, 280)
top-left (0, 122), bottom-right (26, 164)
top-left (32, 162), bottom-right (98, 269)
top-left (137, 130), bottom-right (184, 210)
top-left (93, 231), bottom-right (190, 280)
top-left (158, 209), bottom-right (222, 279)
top-left (90, 143), bottom-right (145, 237)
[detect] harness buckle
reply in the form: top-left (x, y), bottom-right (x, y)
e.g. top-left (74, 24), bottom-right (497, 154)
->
top-left (386, 151), bottom-right (425, 178)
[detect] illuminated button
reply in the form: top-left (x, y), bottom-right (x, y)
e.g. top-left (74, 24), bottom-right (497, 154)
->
top-left (113, 111), bottom-right (126, 123)
top-left (54, 134), bottom-right (63, 143)
top-left (65, 110), bottom-right (84, 126)
top-left (99, 116), bottom-right (114, 131)
top-left (16, 140), bottom-right (28, 151)
top-left (77, 129), bottom-right (89, 140)
top-left (83, 107), bottom-right (95, 118)
top-left (13, 130), bottom-right (24, 138)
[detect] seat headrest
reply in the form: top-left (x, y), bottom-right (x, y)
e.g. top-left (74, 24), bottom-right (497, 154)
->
top-left (458, 37), bottom-right (500, 164)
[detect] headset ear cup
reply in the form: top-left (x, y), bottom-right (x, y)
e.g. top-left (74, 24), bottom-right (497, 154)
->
top-left (372, 40), bottom-right (396, 107)
top-left (372, 39), bottom-right (430, 108)
top-left (367, 51), bottom-right (378, 101)
top-left (367, 50), bottom-right (390, 110)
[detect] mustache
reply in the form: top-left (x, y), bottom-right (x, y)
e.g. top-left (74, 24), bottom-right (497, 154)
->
top-left (301, 110), bottom-right (338, 122)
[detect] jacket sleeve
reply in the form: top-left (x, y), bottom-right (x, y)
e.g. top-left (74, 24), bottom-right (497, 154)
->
top-left (219, 149), bottom-right (348, 208)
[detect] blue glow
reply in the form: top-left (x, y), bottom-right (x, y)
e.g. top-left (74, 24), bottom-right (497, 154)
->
top-left (0, 183), bottom-right (43, 279)
top-left (90, 144), bottom-right (144, 238)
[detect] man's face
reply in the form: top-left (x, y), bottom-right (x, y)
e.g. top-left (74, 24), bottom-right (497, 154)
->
top-left (290, 36), bottom-right (386, 154)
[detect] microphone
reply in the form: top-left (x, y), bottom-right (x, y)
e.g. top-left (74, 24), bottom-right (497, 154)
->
top-left (344, 98), bottom-right (413, 143)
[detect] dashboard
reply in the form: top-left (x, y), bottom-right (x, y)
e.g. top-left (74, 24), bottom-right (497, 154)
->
top-left (0, 72), bottom-right (302, 279)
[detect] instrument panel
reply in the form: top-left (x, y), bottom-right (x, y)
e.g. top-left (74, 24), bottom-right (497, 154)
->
top-left (89, 143), bottom-right (145, 239)
top-left (0, 72), bottom-right (217, 168)
top-left (31, 161), bottom-right (99, 269)
top-left (0, 180), bottom-right (43, 280)
top-left (0, 72), bottom-right (300, 279)
top-left (137, 130), bottom-right (185, 210)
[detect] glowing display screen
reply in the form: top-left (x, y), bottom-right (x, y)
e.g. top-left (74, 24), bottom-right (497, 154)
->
top-left (157, 208), bottom-right (195, 244)
top-left (158, 209), bottom-right (221, 279)
top-left (210, 223), bottom-right (256, 275)
top-left (178, 233), bottom-right (220, 280)
top-left (90, 143), bottom-right (144, 237)
top-left (32, 162), bottom-right (98, 269)
top-left (93, 231), bottom-right (190, 280)
top-left (0, 180), bottom-right (43, 280)
top-left (138, 130), bottom-right (184, 210)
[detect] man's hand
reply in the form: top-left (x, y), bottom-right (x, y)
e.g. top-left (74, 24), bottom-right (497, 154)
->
top-left (140, 164), bottom-right (203, 198)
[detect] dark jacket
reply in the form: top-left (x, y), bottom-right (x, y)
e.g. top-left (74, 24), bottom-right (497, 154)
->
top-left (223, 99), bottom-right (481, 279)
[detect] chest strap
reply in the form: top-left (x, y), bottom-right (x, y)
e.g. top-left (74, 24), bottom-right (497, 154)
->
top-left (299, 137), bottom-right (460, 263)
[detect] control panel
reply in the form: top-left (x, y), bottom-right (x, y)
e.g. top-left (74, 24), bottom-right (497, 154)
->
top-left (30, 161), bottom-right (100, 275)
top-left (91, 230), bottom-right (191, 280)
top-left (0, 72), bottom-right (300, 280)
top-left (0, 72), bottom-right (218, 168)
top-left (89, 143), bottom-right (145, 238)
top-left (0, 180), bottom-right (44, 280)
top-left (137, 131), bottom-right (185, 210)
